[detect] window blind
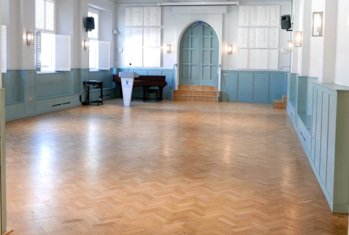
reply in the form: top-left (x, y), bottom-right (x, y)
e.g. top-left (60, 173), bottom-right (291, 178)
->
top-left (55, 34), bottom-right (71, 71)
top-left (89, 40), bottom-right (110, 71)
top-left (36, 32), bottom-right (71, 72)
top-left (35, 31), bottom-right (41, 71)
top-left (98, 41), bottom-right (110, 70)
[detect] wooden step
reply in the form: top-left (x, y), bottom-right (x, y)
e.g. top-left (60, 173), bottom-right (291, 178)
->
top-left (173, 95), bottom-right (217, 102)
top-left (174, 85), bottom-right (219, 103)
top-left (178, 85), bottom-right (217, 91)
top-left (273, 100), bottom-right (287, 109)
top-left (173, 90), bottom-right (218, 97)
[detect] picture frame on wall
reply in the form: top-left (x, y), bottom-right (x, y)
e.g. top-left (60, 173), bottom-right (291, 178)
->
top-left (312, 12), bottom-right (323, 37)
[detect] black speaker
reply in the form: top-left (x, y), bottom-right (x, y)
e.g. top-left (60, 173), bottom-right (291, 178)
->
top-left (281, 15), bottom-right (292, 30)
top-left (85, 17), bottom-right (95, 32)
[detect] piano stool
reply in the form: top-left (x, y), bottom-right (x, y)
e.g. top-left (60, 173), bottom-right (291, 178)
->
top-left (80, 80), bottom-right (103, 105)
top-left (145, 88), bottom-right (160, 101)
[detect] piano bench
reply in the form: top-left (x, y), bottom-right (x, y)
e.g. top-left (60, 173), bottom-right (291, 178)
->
top-left (146, 88), bottom-right (160, 101)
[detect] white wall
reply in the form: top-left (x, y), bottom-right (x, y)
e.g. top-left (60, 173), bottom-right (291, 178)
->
top-left (5, 0), bottom-right (116, 70)
top-left (308, 0), bottom-right (325, 81)
top-left (334, 0), bottom-right (349, 86)
top-left (291, 0), bottom-right (349, 86)
top-left (115, 1), bottom-right (291, 71)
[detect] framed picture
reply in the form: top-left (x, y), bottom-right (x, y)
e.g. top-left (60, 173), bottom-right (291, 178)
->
top-left (312, 12), bottom-right (323, 37)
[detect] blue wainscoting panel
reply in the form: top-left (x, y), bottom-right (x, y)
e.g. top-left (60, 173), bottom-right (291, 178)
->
top-left (253, 72), bottom-right (270, 103)
top-left (2, 70), bottom-right (24, 105)
top-left (3, 69), bottom-right (116, 121)
top-left (269, 72), bottom-right (287, 102)
top-left (238, 72), bottom-right (254, 102)
top-left (221, 71), bottom-right (238, 101)
top-left (220, 70), bottom-right (288, 104)
top-left (21, 70), bottom-right (36, 116)
top-left (36, 71), bottom-right (75, 99)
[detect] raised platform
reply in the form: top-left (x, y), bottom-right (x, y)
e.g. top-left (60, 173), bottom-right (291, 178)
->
top-left (173, 85), bottom-right (218, 102)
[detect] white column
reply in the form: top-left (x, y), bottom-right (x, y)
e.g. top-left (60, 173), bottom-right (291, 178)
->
top-left (321, 0), bottom-right (339, 83)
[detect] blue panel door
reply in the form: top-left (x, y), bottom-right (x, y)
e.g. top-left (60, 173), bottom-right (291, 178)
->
top-left (179, 22), bottom-right (219, 86)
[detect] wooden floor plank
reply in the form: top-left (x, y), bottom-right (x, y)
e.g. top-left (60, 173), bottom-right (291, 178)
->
top-left (6, 100), bottom-right (348, 234)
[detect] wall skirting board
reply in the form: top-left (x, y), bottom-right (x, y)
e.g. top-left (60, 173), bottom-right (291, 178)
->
top-left (287, 74), bottom-right (349, 213)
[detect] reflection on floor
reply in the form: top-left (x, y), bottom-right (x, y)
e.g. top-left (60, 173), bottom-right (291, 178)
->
top-left (6, 99), bottom-right (348, 235)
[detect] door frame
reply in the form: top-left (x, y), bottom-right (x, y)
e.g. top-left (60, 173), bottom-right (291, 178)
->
top-left (175, 20), bottom-right (222, 91)
top-left (178, 21), bottom-right (220, 87)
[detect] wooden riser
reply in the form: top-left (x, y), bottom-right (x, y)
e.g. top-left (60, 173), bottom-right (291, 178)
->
top-left (174, 85), bottom-right (219, 103)
top-left (174, 90), bottom-right (218, 97)
top-left (178, 85), bottom-right (217, 91)
top-left (173, 95), bottom-right (217, 102)
top-left (273, 100), bottom-right (287, 109)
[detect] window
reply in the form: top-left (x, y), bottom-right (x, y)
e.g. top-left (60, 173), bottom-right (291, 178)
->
top-left (88, 8), bottom-right (99, 71)
top-left (124, 7), bottom-right (162, 67)
top-left (36, 0), bottom-right (55, 32)
top-left (88, 9), bottom-right (99, 40)
top-left (35, 0), bottom-right (71, 72)
top-left (88, 8), bottom-right (110, 71)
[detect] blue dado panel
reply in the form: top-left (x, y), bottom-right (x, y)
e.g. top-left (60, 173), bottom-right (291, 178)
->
top-left (116, 68), bottom-right (175, 100)
top-left (221, 70), bottom-right (288, 103)
top-left (2, 70), bottom-right (24, 105)
top-left (2, 69), bottom-right (115, 121)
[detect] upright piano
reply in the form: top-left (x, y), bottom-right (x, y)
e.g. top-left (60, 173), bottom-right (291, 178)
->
top-left (113, 75), bottom-right (167, 101)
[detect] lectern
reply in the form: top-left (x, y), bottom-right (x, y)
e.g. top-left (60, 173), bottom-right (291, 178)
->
top-left (119, 72), bottom-right (138, 107)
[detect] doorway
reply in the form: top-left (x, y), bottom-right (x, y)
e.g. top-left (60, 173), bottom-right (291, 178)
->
top-left (179, 21), bottom-right (219, 86)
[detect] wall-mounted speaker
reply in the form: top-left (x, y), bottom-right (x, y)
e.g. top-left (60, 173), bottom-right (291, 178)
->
top-left (85, 17), bottom-right (95, 32)
top-left (281, 15), bottom-right (292, 31)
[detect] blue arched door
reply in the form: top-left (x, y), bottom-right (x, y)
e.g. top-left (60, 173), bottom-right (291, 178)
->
top-left (179, 22), bottom-right (219, 86)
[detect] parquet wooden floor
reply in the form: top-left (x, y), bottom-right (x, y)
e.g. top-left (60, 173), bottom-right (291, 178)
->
top-left (6, 100), bottom-right (348, 235)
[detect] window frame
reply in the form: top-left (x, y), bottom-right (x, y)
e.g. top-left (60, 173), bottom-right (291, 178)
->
top-left (35, 0), bottom-right (56, 73)
top-left (88, 7), bottom-right (100, 72)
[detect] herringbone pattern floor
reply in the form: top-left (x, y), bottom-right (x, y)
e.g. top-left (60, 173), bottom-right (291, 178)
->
top-left (6, 100), bottom-right (348, 235)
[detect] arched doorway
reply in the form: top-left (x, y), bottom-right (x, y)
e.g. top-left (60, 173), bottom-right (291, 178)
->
top-left (179, 21), bottom-right (219, 86)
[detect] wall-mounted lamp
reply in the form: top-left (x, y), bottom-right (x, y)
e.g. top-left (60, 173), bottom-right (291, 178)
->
top-left (113, 29), bottom-right (119, 35)
top-left (165, 44), bottom-right (172, 54)
top-left (82, 39), bottom-right (89, 50)
top-left (23, 31), bottom-right (34, 46)
top-left (227, 44), bottom-right (237, 55)
top-left (294, 31), bottom-right (303, 47)
top-left (287, 40), bottom-right (294, 51)
top-left (312, 12), bottom-right (323, 37)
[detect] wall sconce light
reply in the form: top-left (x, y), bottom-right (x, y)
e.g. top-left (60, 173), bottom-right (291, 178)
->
top-left (112, 29), bottom-right (119, 35)
top-left (288, 40), bottom-right (294, 51)
top-left (312, 12), bottom-right (323, 37)
top-left (82, 39), bottom-right (89, 50)
top-left (227, 44), bottom-right (237, 55)
top-left (23, 31), bottom-right (34, 46)
top-left (294, 31), bottom-right (303, 47)
top-left (165, 44), bottom-right (171, 54)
